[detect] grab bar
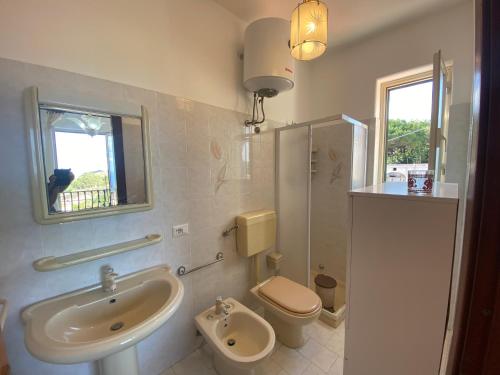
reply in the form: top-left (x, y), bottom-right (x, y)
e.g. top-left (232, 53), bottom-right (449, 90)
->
top-left (177, 252), bottom-right (224, 276)
top-left (0, 299), bottom-right (7, 332)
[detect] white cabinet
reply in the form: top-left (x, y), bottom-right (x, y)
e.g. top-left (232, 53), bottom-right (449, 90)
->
top-left (345, 182), bottom-right (458, 375)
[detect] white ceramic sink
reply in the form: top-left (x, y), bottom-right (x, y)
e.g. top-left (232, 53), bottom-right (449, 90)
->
top-left (22, 265), bottom-right (183, 375)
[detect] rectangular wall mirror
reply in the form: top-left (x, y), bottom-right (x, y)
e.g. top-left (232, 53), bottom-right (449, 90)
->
top-left (25, 87), bottom-right (153, 224)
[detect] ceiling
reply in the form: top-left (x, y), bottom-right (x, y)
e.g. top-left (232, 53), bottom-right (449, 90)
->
top-left (213, 0), bottom-right (466, 47)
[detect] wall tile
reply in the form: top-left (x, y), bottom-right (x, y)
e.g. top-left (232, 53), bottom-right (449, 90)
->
top-left (0, 58), bottom-right (277, 375)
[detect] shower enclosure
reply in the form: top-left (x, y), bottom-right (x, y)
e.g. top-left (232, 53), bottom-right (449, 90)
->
top-left (275, 114), bottom-right (367, 326)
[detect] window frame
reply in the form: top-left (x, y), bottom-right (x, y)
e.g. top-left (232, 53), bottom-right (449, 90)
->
top-left (377, 70), bottom-right (433, 183)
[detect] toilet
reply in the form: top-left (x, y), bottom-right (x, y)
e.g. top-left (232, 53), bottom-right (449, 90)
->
top-left (195, 297), bottom-right (275, 375)
top-left (236, 210), bottom-right (322, 348)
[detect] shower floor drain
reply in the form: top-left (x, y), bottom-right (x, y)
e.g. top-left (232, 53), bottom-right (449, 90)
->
top-left (110, 322), bottom-right (124, 331)
top-left (227, 338), bottom-right (236, 346)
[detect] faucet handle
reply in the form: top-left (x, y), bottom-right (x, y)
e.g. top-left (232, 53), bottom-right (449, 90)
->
top-left (102, 265), bottom-right (115, 274)
top-left (102, 266), bottom-right (118, 281)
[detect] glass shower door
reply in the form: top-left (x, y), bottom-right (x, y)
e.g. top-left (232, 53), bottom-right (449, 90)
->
top-left (276, 125), bottom-right (311, 286)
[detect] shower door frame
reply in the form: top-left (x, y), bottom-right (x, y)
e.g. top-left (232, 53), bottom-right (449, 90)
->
top-left (275, 114), bottom-right (368, 288)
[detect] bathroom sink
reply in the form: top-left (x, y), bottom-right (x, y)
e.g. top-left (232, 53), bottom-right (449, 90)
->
top-left (22, 265), bottom-right (183, 372)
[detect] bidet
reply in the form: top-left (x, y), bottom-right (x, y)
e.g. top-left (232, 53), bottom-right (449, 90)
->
top-left (195, 297), bottom-right (275, 375)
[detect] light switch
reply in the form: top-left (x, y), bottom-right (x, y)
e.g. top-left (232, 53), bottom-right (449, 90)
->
top-left (172, 223), bottom-right (189, 238)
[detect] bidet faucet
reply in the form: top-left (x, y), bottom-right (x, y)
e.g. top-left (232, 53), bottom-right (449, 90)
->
top-left (102, 266), bottom-right (118, 293)
top-left (215, 296), bottom-right (230, 316)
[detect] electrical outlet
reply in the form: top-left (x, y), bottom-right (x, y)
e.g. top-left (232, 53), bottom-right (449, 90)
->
top-left (172, 223), bottom-right (189, 238)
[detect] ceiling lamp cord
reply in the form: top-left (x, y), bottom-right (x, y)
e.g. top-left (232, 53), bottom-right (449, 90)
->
top-left (244, 92), bottom-right (266, 133)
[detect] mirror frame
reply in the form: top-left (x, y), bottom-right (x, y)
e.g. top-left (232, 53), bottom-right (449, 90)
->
top-left (25, 86), bottom-right (154, 224)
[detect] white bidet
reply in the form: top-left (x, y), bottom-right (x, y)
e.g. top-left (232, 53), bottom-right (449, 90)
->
top-left (195, 297), bottom-right (275, 375)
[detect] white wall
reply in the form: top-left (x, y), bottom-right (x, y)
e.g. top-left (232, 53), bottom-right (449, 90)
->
top-left (297, 1), bottom-right (473, 121)
top-left (0, 0), bottom-right (297, 123)
top-left (297, 0), bottom-right (473, 187)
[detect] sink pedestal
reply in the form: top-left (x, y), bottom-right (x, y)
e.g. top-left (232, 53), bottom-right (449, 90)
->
top-left (98, 346), bottom-right (139, 375)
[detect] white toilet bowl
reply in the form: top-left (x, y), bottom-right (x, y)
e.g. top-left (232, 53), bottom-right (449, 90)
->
top-left (195, 297), bottom-right (275, 375)
top-left (251, 276), bottom-right (322, 348)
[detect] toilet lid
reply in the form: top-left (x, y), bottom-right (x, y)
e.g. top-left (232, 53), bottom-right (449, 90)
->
top-left (259, 276), bottom-right (321, 314)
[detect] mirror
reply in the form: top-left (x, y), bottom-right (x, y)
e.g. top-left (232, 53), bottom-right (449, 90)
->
top-left (26, 87), bottom-right (153, 224)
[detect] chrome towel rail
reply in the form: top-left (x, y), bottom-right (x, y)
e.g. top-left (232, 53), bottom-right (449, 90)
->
top-left (177, 252), bottom-right (224, 276)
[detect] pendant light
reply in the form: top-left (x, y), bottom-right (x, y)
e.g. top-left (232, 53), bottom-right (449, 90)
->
top-left (290, 0), bottom-right (328, 61)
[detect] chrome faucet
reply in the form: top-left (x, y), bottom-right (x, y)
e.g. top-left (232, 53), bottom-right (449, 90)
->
top-left (102, 266), bottom-right (118, 293)
top-left (215, 296), bottom-right (230, 316)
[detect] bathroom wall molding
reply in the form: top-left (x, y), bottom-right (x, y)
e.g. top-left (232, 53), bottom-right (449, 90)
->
top-left (33, 234), bottom-right (162, 272)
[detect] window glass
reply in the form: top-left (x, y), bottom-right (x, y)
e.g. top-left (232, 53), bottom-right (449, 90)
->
top-left (385, 80), bottom-right (433, 181)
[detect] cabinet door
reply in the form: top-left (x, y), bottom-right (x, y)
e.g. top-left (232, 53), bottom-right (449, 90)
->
top-left (345, 196), bottom-right (457, 375)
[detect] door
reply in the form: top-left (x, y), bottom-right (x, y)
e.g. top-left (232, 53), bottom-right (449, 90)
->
top-left (275, 125), bottom-right (311, 286)
top-left (429, 50), bottom-right (452, 182)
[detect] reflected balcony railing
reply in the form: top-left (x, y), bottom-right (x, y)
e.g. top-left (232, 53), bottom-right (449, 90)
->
top-left (58, 189), bottom-right (118, 212)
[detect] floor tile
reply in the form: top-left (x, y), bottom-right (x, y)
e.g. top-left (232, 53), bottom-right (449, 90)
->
top-left (159, 368), bottom-right (175, 375)
top-left (305, 320), bottom-right (337, 347)
top-left (299, 338), bottom-right (338, 372)
top-left (257, 358), bottom-right (284, 375)
top-left (172, 349), bottom-right (215, 375)
top-left (303, 362), bottom-right (328, 375)
top-left (328, 358), bottom-right (344, 375)
top-left (271, 345), bottom-right (310, 375)
top-left (325, 328), bottom-right (345, 357)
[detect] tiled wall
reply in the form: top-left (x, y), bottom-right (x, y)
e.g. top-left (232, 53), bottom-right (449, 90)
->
top-left (0, 57), bottom-right (277, 375)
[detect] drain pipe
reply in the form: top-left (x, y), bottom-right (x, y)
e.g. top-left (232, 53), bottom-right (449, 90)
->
top-left (252, 254), bottom-right (261, 287)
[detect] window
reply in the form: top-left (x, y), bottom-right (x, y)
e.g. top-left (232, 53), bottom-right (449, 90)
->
top-left (378, 71), bottom-right (433, 182)
top-left (40, 109), bottom-right (120, 212)
top-left (54, 130), bottom-right (117, 212)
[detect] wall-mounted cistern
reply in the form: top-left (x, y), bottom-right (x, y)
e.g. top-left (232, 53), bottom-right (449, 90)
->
top-left (102, 266), bottom-right (118, 293)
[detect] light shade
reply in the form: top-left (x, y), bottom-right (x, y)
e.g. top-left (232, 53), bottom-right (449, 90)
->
top-left (290, 0), bottom-right (328, 61)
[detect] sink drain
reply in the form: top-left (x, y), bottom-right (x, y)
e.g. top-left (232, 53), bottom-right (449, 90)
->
top-left (227, 338), bottom-right (236, 347)
top-left (110, 322), bottom-right (124, 331)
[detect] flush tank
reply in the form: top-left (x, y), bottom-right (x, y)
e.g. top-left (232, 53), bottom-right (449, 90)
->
top-left (236, 210), bottom-right (276, 257)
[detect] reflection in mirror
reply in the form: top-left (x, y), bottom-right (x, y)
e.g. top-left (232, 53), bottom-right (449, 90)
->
top-left (38, 106), bottom-right (147, 214)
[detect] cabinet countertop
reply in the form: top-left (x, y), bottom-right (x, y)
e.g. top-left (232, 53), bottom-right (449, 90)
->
top-left (350, 182), bottom-right (458, 203)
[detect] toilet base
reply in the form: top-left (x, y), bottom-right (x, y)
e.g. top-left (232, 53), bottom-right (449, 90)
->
top-left (214, 353), bottom-right (255, 375)
top-left (264, 311), bottom-right (306, 349)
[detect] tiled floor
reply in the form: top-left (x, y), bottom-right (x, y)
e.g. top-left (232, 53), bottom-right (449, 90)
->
top-left (162, 320), bottom-right (345, 375)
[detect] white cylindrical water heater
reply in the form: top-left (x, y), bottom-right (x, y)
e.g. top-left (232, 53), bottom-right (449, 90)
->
top-left (243, 18), bottom-right (295, 97)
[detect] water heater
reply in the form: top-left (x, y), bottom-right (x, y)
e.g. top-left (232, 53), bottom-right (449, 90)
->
top-left (243, 18), bottom-right (295, 97)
